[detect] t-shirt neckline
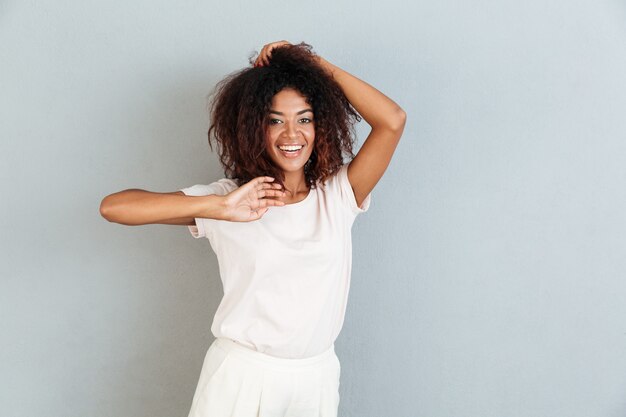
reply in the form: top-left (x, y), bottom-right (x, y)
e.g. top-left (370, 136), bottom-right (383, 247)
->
top-left (280, 185), bottom-right (315, 208)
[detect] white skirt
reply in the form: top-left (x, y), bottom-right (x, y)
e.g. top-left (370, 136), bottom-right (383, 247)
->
top-left (187, 337), bottom-right (341, 417)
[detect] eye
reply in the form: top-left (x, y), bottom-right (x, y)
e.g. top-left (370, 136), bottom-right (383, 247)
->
top-left (299, 118), bottom-right (312, 124)
top-left (269, 118), bottom-right (283, 125)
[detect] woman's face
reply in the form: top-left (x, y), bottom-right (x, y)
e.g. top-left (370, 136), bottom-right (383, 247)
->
top-left (265, 88), bottom-right (315, 175)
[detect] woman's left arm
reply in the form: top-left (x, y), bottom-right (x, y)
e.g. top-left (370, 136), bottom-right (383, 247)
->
top-left (316, 56), bottom-right (406, 208)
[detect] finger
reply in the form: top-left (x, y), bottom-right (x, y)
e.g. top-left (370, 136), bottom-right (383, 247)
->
top-left (264, 46), bottom-right (273, 64)
top-left (256, 207), bottom-right (270, 217)
top-left (263, 44), bottom-right (277, 65)
top-left (256, 47), bottom-right (268, 66)
top-left (265, 41), bottom-right (289, 65)
top-left (256, 176), bottom-right (275, 184)
top-left (262, 49), bottom-right (269, 66)
top-left (249, 206), bottom-right (269, 221)
top-left (254, 177), bottom-right (280, 192)
top-left (268, 40), bottom-right (289, 52)
top-left (263, 190), bottom-right (286, 197)
top-left (256, 182), bottom-right (285, 191)
top-left (267, 40), bottom-right (290, 58)
top-left (257, 46), bottom-right (268, 66)
top-left (258, 197), bottom-right (285, 207)
top-left (260, 189), bottom-right (286, 198)
top-left (256, 41), bottom-right (290, 67)
top-left (258, 182), bottom-right (283, 190)
top-left (264, 198), bottom-right (285, 206)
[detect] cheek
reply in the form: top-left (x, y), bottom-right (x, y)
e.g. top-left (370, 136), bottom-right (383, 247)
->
top-left (305, 126), bottom-right (316, 141)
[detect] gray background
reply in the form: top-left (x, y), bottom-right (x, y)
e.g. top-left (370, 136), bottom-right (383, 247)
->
top-left (2, 1), bottom-right (625, 416)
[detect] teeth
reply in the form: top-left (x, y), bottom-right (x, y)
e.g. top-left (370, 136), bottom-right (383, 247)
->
top-left (278, 145), bottom-right (303, 151)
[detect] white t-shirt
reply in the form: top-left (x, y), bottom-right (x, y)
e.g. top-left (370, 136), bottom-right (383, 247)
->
top-left (179, 164), bottom-right (371, 358)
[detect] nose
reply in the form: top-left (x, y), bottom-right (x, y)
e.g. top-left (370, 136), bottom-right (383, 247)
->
top-left (285, 121), bottom-right (298, 139)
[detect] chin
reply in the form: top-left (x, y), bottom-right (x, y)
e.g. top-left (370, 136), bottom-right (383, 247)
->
top-left (273, 162), bottom-right (307, 174)
top-left (269, 153), bottom-right (313, 173)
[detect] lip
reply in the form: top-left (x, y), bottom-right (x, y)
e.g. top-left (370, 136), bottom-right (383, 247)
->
top-left (276, 143), bottom-right (305, 159)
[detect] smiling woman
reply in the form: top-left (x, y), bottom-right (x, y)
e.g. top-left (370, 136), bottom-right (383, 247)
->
top-left (264, 88), bottom-right (316, 203)
top-left (206, 42), bottom-right (362, 203)
top-left (99, 40), bottom-right (405, 417)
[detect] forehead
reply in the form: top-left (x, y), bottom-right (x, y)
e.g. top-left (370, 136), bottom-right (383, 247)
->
top-left (270, 88), bottom-right (310, 110)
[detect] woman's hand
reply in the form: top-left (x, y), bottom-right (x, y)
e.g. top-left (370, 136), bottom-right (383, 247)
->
top-left (221, 176), bottom-right (286, 222)
top-left (254, 40), bottom-right (292, 67)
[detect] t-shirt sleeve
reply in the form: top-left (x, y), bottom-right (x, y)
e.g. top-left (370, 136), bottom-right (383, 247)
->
top-left (333, 163), bottom-right (372, 216)
top-left (179, 179), bottom-right (237, 239)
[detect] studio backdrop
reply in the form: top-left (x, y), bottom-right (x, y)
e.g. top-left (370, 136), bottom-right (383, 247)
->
top-left (1, 1), bottom-right (625, 416)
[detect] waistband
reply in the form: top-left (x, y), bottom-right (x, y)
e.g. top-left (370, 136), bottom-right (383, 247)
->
top-left (214, 337), bottom-right (336, 370)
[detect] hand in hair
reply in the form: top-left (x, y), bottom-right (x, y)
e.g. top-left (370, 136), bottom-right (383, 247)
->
top-left (221, 176), bottom-right (286, 222)
top-left (254, 40), bottom-right (292, 67)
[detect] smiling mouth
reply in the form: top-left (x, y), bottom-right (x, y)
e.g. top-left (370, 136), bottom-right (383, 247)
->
top-left (278, 145), bottom-right (304, 152)
top-left (276, 144), bottom-right (305, 158)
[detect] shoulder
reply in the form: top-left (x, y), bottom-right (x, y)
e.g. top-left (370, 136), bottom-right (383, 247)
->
top-left (179, 177), bottom-right (239, 197)
top-left (320, 164), bottom-right (347, 188)
top-left (320, 163), bottom-right (371, 215)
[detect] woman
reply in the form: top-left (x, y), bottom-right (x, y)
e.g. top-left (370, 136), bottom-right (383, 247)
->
top-left (100, 40), bottom-right (406, 417)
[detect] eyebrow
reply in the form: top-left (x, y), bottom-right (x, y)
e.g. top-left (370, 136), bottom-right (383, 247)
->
top-left (269, 109), bottom-right (314, 116)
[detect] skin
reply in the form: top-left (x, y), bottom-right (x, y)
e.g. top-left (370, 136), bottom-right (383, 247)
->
top-left (264, 88), bottom-right (316, 204)
top-left (99, 42), bottom-right (406, 226)
top-left (255, 41), bottom-right (406, 209)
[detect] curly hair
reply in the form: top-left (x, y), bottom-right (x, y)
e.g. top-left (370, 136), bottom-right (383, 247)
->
top-left (206, 42), bottom-right (361, 189)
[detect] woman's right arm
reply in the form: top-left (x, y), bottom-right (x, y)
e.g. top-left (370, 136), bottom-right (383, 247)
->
top-left (99, 176), bottom-right (286, 226)
top-left (99, 190), bottom-right (225, 226)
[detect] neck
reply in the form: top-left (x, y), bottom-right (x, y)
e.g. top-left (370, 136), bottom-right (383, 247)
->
top-left (282, 170), bottom-right (309, 195)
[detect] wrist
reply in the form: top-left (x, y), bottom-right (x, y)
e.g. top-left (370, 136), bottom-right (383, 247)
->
top-left (200, 194), bottom-right (228, 221)
top-left (316, 56), bottom-right (336, 76)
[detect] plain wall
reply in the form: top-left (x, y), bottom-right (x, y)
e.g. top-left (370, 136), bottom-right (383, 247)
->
top-left (1, 1), bottom-right (625, 416)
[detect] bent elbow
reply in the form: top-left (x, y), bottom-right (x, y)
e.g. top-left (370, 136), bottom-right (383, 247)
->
top-left (99, 196), bottom-right (115, 222)
top-left (391, 108), bottom-right (407, 132)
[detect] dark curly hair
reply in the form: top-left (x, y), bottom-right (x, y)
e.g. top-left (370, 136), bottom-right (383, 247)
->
top-left (206, 42), bottom-right (361, 189)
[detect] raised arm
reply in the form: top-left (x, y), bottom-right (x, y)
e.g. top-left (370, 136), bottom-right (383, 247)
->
top-left (316, 56), bottom-right (406, 208)
top-left (256, 41), bottom-right (406, 208)
top-left (255, 40), bottom-right (406, 207)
